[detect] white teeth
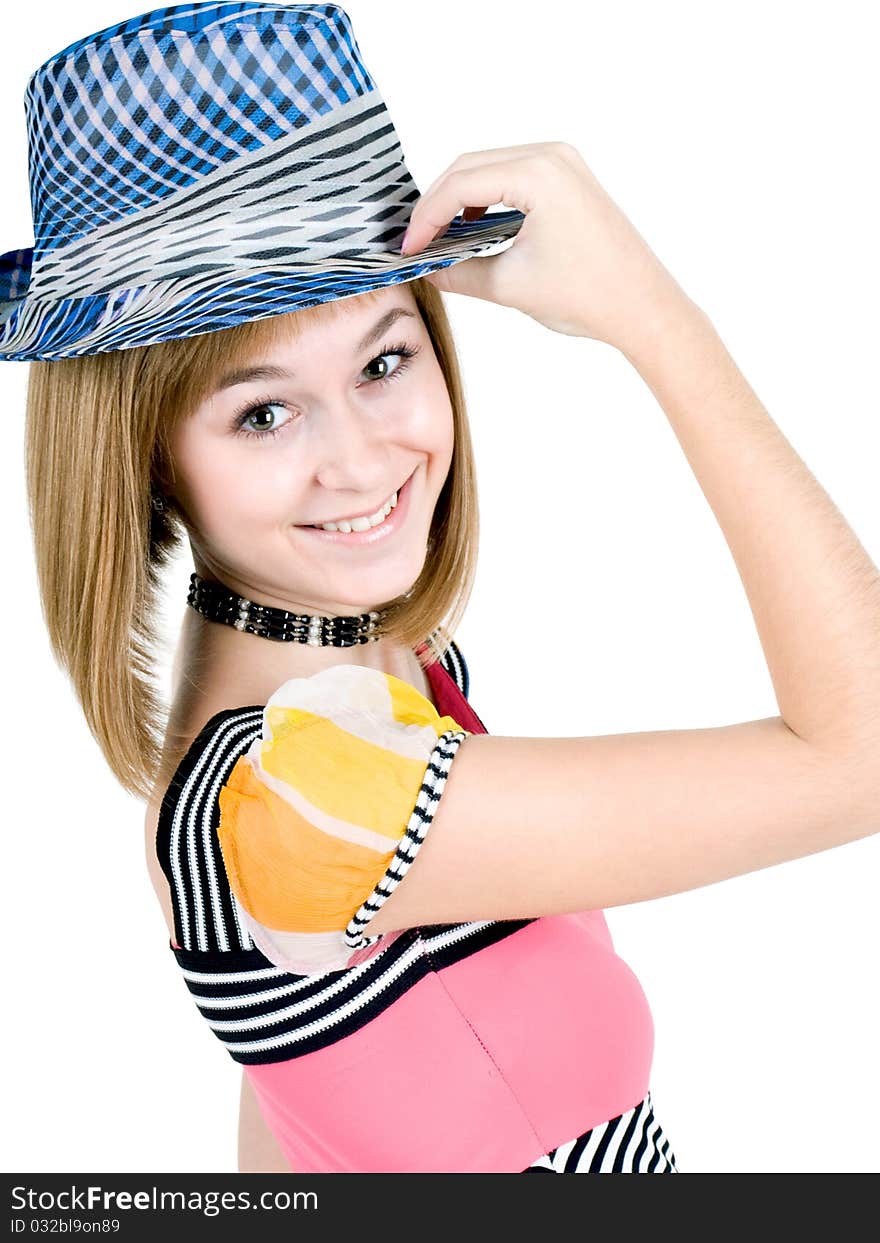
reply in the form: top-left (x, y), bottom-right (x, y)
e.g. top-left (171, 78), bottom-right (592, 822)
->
top-left (313, 489), bottom-right (398, 532)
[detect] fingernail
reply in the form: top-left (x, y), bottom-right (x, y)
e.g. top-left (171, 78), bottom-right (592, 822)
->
top-left (400, 227), bottom-right (411, 255)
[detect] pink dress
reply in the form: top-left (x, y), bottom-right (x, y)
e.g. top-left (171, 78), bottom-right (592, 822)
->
top-left (156, 639), bottom-right (678, 1173)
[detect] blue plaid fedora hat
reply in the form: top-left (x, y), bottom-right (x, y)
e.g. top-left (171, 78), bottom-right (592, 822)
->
top-left (0, 1), bottom-right (525, 362)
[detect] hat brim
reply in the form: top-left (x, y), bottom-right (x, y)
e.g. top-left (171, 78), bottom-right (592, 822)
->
top-left (0, 210), bottom-right (525, 362)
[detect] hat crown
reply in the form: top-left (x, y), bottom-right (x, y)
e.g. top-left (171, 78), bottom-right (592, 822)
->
top-left (0, 1), bottom-right (526, 361)
top-left (24, 2), bottom-right (376, 255)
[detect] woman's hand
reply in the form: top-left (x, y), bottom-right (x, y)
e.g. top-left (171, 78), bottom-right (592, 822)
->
top-left (401, 142), bottom-right (696, 353)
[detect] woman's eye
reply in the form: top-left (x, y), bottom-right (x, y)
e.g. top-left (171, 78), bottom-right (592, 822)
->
top-left (231, 345), bottom-right (419, 440)
top-left (361, 343), bottom-right (419, 388)
top-left (234, 402), bottom-right (291, 440)
top-left (363, 351), bottom-right (404, 383)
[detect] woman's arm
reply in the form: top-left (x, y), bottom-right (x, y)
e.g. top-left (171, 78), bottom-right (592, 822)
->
top-left (619, 291), bottom-right (880, 757)
top-left (346, 145), bottom-right (880, 935)
top-left (408, 143), bottom-right (880, 757)
top-left (238, 1071), bottom-right (294, 1174)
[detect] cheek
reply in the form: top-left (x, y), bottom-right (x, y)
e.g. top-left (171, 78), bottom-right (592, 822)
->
top-left (405, 380), bottom-right (455, 462)
top-left (172, 429), bottom-right (299, 533)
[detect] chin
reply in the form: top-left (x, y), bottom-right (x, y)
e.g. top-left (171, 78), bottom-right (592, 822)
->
top-left (343, 571), bottom-right (425, 613)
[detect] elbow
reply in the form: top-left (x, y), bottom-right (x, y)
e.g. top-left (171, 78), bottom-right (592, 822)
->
top-left (813, 728), bottom-right (880, 837)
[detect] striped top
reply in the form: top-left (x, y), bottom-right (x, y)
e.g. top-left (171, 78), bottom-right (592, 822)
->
top-left (156, 639), bottom-right (676, 1173)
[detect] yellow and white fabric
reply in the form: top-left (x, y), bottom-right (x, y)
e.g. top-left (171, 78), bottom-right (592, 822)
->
top-left (217, 664), bottom-right (471, 977)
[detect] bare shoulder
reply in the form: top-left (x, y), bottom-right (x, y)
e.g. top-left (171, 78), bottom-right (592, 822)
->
top-left (144, 776), bottom-right (178, 946)
top-left (365, 718), bottom-right (879, 936)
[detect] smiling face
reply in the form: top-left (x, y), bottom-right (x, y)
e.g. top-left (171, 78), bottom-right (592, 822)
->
top-left (167, 285), bottom-right (455, 617)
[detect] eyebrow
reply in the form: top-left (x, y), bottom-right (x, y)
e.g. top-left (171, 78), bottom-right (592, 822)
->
top-left (212, 307), bottom-right (419, 393)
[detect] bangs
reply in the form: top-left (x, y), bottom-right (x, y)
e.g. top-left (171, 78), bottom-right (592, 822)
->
top-left (141, 285), bottom-right (394, 473)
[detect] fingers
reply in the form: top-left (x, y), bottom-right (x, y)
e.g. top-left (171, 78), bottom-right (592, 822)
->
top-left (402, 155), bottom-right (539, 254)
top-left (419, 205), bottom-right (487, 247)
top-left (416, 143), bottom-right (537, 200)
top-left (419, 141), bottom-right (577, 201)
top-left (424, 206), bottom-right (488, 246)
top-left (403, 143), bottom-right (578, 254)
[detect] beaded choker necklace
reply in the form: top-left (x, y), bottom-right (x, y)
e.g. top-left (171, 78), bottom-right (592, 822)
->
top-left (186, 571), bottom-right (388, 646)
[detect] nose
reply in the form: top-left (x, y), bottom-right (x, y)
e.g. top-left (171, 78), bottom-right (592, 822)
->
top-left (310, 398), bottom-right (393, 496)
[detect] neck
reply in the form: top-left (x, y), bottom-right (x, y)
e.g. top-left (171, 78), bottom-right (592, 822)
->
top-left (171, 600), bottom-right (428, 711)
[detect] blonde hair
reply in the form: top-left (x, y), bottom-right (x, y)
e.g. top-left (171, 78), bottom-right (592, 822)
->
top-left (24, 278), bottom-right (480, 801)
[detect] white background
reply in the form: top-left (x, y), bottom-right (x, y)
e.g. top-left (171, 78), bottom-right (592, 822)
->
top-left (2, 0), bottom-right (878, 1174)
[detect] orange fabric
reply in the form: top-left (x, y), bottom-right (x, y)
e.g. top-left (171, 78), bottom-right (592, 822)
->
top-left (259, 707), bottom-right (435, 832)
top-left (218, 755), bottom-right (396, 932)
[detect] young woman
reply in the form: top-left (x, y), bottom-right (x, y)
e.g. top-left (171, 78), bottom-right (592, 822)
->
top-left (7, 3), bottom-right (880, 1174)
